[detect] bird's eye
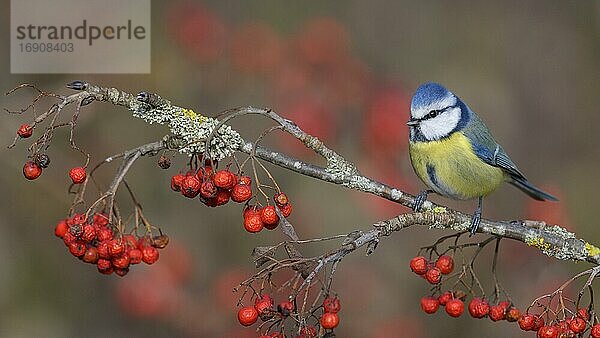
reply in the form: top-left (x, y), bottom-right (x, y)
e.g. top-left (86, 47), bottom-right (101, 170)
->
top-left (426, 110), bottom-right (440, 119)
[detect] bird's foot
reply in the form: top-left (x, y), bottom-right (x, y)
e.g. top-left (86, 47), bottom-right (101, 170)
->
top-left (469, 212), bottom-right (481, 236)
top-left (412, 190), bottom-right (432, 212)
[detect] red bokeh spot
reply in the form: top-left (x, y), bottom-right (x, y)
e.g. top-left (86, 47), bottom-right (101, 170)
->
top-left (167, 3), bottom-right (228, 63)
top-left (231, 22), bottom-right (284, 74)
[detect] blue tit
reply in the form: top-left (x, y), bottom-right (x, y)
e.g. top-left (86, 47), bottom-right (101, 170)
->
top-left (407, 82), bottom-right (557, 234)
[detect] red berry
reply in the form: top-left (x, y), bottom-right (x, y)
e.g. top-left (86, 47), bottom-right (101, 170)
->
top-left (112, 253), bottom-right (131, 269)
top-left (537, 325), bottom-right (559, 338)
top-left (69, 167), bottom-right (87, 184)
top-left (300, 326), bottom-right (317, 337)
top-left (435, 255), bottom-right (454, 274)
top-left (591, 324), bottom-right (600, 338)
top-left (128, 248), bottom-right (143, 264)
top-left (577, 308), bottom-right (590, 321)
top-left (518, 314), bottom-right (536, 331)
top-left (409, 256), bottom-right (428, 275)
top-left (200, 180), bottom-right (217, 198)
top-left (255, 294), bottom-right (274, 307)
top-left (277, 301), bottom-right (294, 317)
top-left (97, 258), bottom-right (111, 271)
top-left (244, 213), bottom-right (264, 233)
top-left (260, 205), bottom-right (280, 229)
top-left (445, 299), bottom-right (464, 317)
top-left (237, 306), bottom-right (258, 326)
top-left (93, 213), bottom-right (109, 227)
top-left (214, 170), bottom-right (236, 189)
top-left (231, 183), bottom-right (252, 202)
top-left (323, 297), bottom-right (341, 313)
top-left (181, 175), bottom-right (201, 198)
top-left (213, 189), bottom-right (230, 206)
top-left (81, 224), bottom-right (96, 242)
top-left (279, 203), bottom-right (292, 217)
top-left (170, 174), bottom-right (185, 192)
top-left (238, 175), bottom-right (252, 185)
top-left (425, 267), bottom-right (442, 284)
top-left (569, 317), bottom-right (586, 333)
top-left (141, 246), bottom-right (159, 264)
top-left (23, 161), bottom-right (42, 180)
top-left (68, 241), bottom-right (86, 257)
top-left (489, 305), bottom-right (506, 321)
top-left (506, 307), bottom-right (520, 322)
top-left (62, 231), bottom-right (76, 245)
top-left (274, 192), bottom-right (289, 206)
top-left (54, 220), bottom-right (68, 238)
top-left (438, 292), bottom-right (453, 306)
top-left (320, 312), bottom-right (339, 329)
top-left (498, 301), bottom-right (511, 311)
top-left (17, 124), bottom-right (33, 138)
top-left (82, 247), bottom-right (99, 263)
top-left (468, 298), bottom-right (490, 319)
top-left (96, 227), bottom-right (113, 242)
top-left (108, 239), bottom-right (125, 256)
top-left (420, 296), bottom-right (440, 314)
top-left (254, 299), bottom-right (272, 315)
top-left (533, 315), bottom-right (545, 331)
top-left (114, 268), bottom-right (129, 277)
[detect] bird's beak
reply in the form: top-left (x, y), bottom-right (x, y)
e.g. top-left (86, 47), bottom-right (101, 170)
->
top-left (406, 119), bottom-right (419, 127)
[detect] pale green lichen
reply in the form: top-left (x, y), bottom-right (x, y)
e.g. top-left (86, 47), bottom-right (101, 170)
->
top-left (130, 101), bottom-right (242, 160)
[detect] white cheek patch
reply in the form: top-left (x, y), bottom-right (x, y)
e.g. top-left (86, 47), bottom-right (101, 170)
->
top-left (419, 107), bottom-right (461, 140)
top-left (411, 94), bottom-right (457, 119)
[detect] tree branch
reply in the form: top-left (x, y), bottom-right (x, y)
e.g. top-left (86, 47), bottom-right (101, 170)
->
top-left (16, 81), bottom-right (599, 266)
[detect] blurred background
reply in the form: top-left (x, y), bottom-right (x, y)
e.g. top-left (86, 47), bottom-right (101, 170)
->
top-left (1, 0), bottom-right (599, 337)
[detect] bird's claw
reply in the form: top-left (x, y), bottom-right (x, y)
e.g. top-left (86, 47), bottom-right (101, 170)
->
top-left (412, 190), bottom-right (430, 212)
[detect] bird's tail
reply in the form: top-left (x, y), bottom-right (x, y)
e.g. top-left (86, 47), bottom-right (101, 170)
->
top-left (509, 176), bottom-right (558, 201)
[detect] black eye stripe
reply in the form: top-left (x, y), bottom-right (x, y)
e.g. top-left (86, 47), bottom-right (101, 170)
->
top-left (420, 104), bottom-right (458, 121)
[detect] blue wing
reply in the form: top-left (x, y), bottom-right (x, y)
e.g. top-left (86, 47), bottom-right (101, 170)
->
top-left (461, 111), bottom-right (525, 179)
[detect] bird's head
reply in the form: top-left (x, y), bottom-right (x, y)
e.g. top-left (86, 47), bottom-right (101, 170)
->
top-left (408, 83), bottom-right (468, 141)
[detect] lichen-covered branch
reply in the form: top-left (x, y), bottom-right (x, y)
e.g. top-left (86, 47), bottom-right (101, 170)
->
top-left (17, 81), bottom-right (599, 266)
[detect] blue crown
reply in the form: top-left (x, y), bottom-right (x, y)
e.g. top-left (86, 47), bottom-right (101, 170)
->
top-left (410, 82), bottom-right (452, 111)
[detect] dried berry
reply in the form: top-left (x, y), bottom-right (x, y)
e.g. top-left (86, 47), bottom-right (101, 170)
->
top-left (157, 155), bottom-right (171, 169)
top-left (260, 205), bottom-right (280, 229)
top-left (445, 299), bottom-right (464, 317)
top-left (425, 267), bottom-right (442, 284)
top-left (323, 297), bottom-right (341, 313)
top-left (420, 296), bottom-right (440, 314)
top-left (17, 124), bottom-right (33, 138)
top-left (518, 314), bottom-right (536, 331)
top-left (438, 292), bottom-right (453, 306)
top-left (231, 183), bottom-right (252, 202)
top-left (214, 170), bottom-right (236, 189)
top-left (435, 255), bottom-right (454, 275)
top-left (35, 153), bottom-right (50, 168)
top-left (181, 175), bottom-right (201, 198)
top-left (69, 167), bottom-right (87, 184)
top-left (170, 174), bottom-right (185, 192)
top-left (468, 298), bottom-right (490, 319)
top-left (410, 256), bottom-right (428, 275)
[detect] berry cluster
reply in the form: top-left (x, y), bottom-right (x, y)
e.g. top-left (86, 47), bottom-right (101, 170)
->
top-left (410, 254), bottom-right (454, 285)
top-left (237, 294), bottom-right (340, 337)
top-left (411, 255), bottom-right (600, 337)
top-left (171, 166), bottom-right (292, 233)
top-left (242, 192), bottom-right (292, 233)
top-left (171, 167), bottom-right (252, 206)
top-left (54, 213), bottom-right (165, 276)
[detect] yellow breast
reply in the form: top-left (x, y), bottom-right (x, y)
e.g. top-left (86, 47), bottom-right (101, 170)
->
top-left (409, 132), bottom-right (505, 200)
